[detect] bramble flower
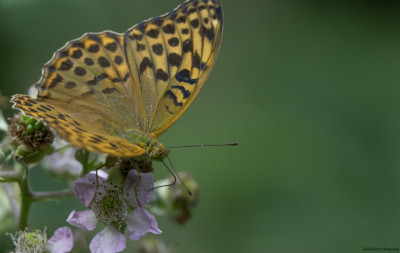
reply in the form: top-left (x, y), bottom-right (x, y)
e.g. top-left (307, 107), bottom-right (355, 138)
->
top-left (8, 226), bottom-right (73, 253)
top-left (67, 170), bottom-right (161, 253)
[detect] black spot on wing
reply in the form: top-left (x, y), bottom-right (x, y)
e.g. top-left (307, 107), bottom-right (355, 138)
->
top-left (162, 24), bottom-right (175, 34)
top-left (88, 44), bottom-right (100, 53)
top-left (153, 17), bottom-right (164, 27)
top-left (168, 37), bottom-right (179, 47)
top-left (136, 43), bottom-right (146, 52)
top-left (49, 74), bottom-right (63, 88)
top-left (84, 57), bottom-right (94, 66)
top-left (192, 52), bottom-right (201, 69)
top-left (86, 73), bottom-right (109, 85)
top-left (98, 57), bottom-right (111, 68)
top-left (182, 39), bottom-right (193, 53)
top-left (191, 19), bottom-right (200, 28)
top-left (152, 44), bottom-right (164, 56)
top-left (199, 26), bottom-right (215, 41)
top-left (40, 105), bottom-right (52, 112)
top-left (176, 16), bottom-right (186, 23)
top-left (172, 85), bottom-right (191, 98)
top-left (175, 69), bottom-right (197, 85)
top-left (164, 90), bottom-right (183, 106)
top-left (105, 42), bottom-right (118, 52)
top-left (168, 53), bottom-right (182, 67)
top-left (65, 81), bottom-right (77, 89)
top-left (102, 87), bottom-right (119, 94)
top-left (156, 69), bottom-right (169, 81)
top-left (88, 34), bottom-right (101, 43)
top-left (74, 67), bottom-right (87, 76)
top-left (146, 29), bottom-right (160, 38)
top-left (114, 55), bottom-right (123, 65)
top-left (59, 59), bottom-right (73, 71)
top-left (71, 49), bottom-right (83, 59)
top-left (139, 57), bottom-right (154, 74)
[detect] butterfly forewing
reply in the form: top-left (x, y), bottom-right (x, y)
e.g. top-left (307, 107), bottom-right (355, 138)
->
top-left (11, 0), bottom-right (223, 157)
top-left (148, 0), bottom-right (223, 136)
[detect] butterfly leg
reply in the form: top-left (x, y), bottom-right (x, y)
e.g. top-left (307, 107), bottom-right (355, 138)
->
top-left (134, 168), bottom-right (142, 207)
top-left (89, 163), bottom-right (106, 208)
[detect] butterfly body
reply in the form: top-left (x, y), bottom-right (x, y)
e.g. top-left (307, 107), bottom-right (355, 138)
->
top-left (12, 0), bottom-right (223, 159)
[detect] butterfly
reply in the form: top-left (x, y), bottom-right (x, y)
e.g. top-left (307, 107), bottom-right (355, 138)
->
top-left (11, 0), bottom-right (223, 160)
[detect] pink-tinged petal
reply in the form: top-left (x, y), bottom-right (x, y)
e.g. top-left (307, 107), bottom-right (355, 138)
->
top-left (124, 170), bottom-right (154, 207)
top-left (74, 173), bottom-right (107, 207)
top-left (47, 227), bottom-right (73, 253)
top-left (89, 225), bottom-right (126, 253)
top-left (126, 207), bottom-right (162, 241)
top-left (67, 210), bottom-right (97, 231)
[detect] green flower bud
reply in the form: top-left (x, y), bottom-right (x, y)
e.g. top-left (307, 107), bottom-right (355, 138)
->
top-left (26, 117), bottom-right (37, 126)
top-left (39, 125), bottom-right (47, 134)
top-left (21, 115), bottom-right (29, 123)
top-left (25, 124), bottom-right (35, 135)
top-left (8, 114), bottom-right (54, 152)
top-left (34, 121), bottom-right (43, 130)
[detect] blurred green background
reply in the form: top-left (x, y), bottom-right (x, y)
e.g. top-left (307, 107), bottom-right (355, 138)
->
top-left (1, 0), bottom-right (400, 252)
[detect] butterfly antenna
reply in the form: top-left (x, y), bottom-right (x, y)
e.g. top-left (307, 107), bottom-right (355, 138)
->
top-left (150, 157), bottom-right (192, 196)
top-left (167, 141), bottom-right (239, 149)
top-left (166, 155), bottom-right (192, 196)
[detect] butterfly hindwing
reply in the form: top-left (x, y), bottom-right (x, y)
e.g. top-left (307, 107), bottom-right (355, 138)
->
top-left (11, 95), bottom-right (146, 157)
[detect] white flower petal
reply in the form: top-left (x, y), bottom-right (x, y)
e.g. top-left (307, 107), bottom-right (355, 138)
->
top-left (47, 227), bottom-right (74, 253)
top-left (74, 173), bottom-right (108, 207)
top-left (67, 210), bottom-right (97, 231)
top-left (89, 225), bottom-right (126, 253)
top-left (127, 207), bottom-right (161, 241)
top-left (124, 170), bottom-right (154, 207)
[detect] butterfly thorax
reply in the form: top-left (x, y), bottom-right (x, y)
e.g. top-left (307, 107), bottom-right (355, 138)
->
top-left (125, 130), bottom-right (169, 161)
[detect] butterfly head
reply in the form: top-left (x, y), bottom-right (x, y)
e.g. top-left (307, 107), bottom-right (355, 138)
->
top-left (148, 141), bottom-right (169, 161)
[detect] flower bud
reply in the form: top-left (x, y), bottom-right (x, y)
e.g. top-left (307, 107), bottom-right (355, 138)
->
top-left (152, 173), bottom-right (199, 225)
top-left (137, 238), bottom-right (169, 253)
top-left (8, 115), bottom-right (54, 160)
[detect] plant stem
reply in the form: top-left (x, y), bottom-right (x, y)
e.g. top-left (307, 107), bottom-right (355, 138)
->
top-left (31, 189), bottom-right (74, 202)
top-left (0, 170), bottom-right (22, 182)
top-left (17, 162), bottom-right (31, 230)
